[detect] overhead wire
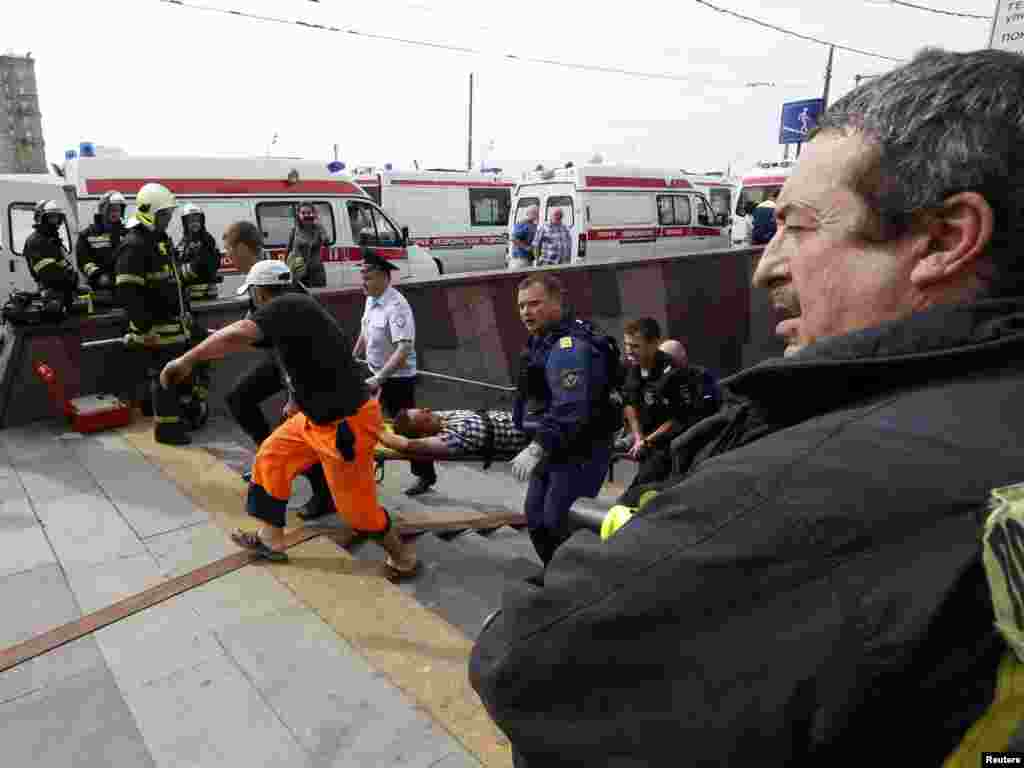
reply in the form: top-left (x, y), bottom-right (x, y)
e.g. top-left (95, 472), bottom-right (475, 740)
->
top-left (692, 0), bottom-right (907, 61)
top-left (157, 0), bottom-right (811, 89)
top-left (885, 0), bottom-right (991, 20)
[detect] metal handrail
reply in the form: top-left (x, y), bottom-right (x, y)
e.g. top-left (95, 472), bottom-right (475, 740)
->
top-left (356, 358), bottom-right (516, 393)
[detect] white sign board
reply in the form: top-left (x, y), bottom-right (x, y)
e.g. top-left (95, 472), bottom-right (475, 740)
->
top-left (990, 0), bottom-right (1024, 54)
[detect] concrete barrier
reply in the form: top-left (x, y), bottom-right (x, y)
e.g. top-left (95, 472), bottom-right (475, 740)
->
top-left (0, 247), bottom-right (782, 429)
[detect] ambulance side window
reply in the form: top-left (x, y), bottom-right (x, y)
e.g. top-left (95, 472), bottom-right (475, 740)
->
top-left (469, 188), bottom-right (511, 226)
top-left (371, 208), bottom-right (401, 247)
top-left (255, 201), bottom-right (335, 247)
top-left (8, 202), bottom-right (72, 254)
top-left (655, 195), bottom-right (691, 226)
top-left (694, 196), bottom-right (711, 226)
top-left (514, 197), bottom-right (539, 223)
top-left (545, 195), bottom-right (573, 226)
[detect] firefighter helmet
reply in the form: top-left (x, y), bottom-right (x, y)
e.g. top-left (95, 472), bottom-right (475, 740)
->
top-left (36, 200), bottom-right (66, 230)
top-left (98, 190), bottom-right (127, 222)
top-left (133, 183), bottom-right (177, 229)
top-left (181, 202), bottom-right (205, 228)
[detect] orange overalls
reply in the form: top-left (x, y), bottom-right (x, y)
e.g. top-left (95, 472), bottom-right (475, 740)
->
top-left (247, 398), bottom-right (388, 533)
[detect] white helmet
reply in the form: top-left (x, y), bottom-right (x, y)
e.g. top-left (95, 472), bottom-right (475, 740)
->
top-left (235, 259), bottom-right (292, 295)
top-left (36, 199), bottom-right (66, 226)
top-left (98, 190), bottom-right (126, 223)
top-left (133, 183), bottom-right (177, 229)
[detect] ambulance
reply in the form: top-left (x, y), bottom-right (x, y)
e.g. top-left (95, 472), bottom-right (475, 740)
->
top-left (510, 164), bottom-right (730, 265)
top-left (353, 167), bottom-right (514, 273)
top-left (1, 173), bottom-right (79, 306)
top-left (59, 148), bottom-right (441, 297)
top-left (730, 160), bottom-right (795, 245)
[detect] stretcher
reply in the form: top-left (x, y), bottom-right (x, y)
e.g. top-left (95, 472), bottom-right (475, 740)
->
top-left (373, 443), bottom-right (520, 483)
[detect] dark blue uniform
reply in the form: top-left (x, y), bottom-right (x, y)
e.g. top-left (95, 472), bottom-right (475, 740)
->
top-left (514, 317), bottom-right (615, 564)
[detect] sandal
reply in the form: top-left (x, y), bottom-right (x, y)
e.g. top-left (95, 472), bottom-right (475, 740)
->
top-left (231, 529), bottom-right (289, 562)
top-left (382, 554), bottom-right (420, 580)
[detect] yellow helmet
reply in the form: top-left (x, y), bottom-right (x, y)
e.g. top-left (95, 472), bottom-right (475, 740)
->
top-left (134, 183), bottom-right (177, 229)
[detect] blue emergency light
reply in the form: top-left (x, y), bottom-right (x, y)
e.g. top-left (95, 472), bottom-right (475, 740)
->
top-left (327, 160), bottom-right (345, 173)
top-left (79, 142), bottom-right (96, 158)
top-left (384, 163), bottom-right (393, 171)
top-left (65, 149), bottom-right (77, 160)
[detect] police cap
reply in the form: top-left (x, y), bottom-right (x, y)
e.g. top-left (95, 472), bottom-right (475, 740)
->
top-left (360, 248), bottom-right (399, 273)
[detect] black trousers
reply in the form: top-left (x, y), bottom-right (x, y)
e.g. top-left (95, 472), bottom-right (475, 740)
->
top-left (378, 376), bottom-right (436, 484)
top-left (225, 356), bottom-right (329, 499)
top-left (627, 446), bottom-right (674, 491)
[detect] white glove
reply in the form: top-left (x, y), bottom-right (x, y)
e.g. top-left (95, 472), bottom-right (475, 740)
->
top-left (511, 442), bottom-right (545, 482)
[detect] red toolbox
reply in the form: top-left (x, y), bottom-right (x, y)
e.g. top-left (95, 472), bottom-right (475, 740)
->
top-left (33, 362), bottom-right (133, 433)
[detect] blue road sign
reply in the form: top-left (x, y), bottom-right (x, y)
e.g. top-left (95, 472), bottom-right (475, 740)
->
top-left (779, 98), bottom-right (824, 145)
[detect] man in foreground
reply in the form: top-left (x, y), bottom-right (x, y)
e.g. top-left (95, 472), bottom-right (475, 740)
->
top-left (471, 48), bottom-right (1024, 765)
top-left (160, 260), bottom-right (417, 575)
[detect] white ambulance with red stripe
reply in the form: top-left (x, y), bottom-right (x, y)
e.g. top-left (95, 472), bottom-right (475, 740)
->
top-left (59, 151), bottom-right (441, 296)
top-left (353, 167), bottom-right (514, 274)
top-left (510, 164), bottom-right (730, 266)
top-left (731, 160), bottom-right (795, 245)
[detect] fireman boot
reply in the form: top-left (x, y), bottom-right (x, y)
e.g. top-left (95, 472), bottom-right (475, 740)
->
top-left (151, 379), bottom-right (191, 446)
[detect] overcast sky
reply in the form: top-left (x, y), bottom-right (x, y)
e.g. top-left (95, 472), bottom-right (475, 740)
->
top-left (7, 0), bottom-right (997, 178)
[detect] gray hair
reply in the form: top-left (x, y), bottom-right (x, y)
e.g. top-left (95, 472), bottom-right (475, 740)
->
top-left (812, 47), bottom-right (1024, 298)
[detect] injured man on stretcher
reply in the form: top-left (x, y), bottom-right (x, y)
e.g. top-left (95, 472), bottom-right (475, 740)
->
top-left (377, 408), bottom-right (529, 461)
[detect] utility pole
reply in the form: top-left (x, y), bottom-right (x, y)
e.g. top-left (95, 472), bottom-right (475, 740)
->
top-left (822, 44), bottom-right (835, 109)
top-left (467, 73), bottom-right (474, 171)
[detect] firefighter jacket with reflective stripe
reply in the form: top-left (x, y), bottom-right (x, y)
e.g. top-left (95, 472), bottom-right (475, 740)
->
top-left (115, 226), bottom-right (187, 345)
top-left (176, 229), bottom-right (220, 295)
top-left (76, 222), bottom-right (125, 284)
top-left (24, 228), bottom-right (77, 289)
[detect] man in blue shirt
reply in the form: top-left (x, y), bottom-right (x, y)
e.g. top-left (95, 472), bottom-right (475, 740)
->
top-left (510, 274), bottom-right (617, 565)
top-left (508, 205), bottom-right (538, 269)
top-left (750, 190), bottom-right (779, 245)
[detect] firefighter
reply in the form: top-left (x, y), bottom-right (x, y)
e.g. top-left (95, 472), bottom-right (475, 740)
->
top-left (115, 182), bottom-right (203, 445)
top-left (76, 190), bottom-right (127, 300)
top-left (176, 202), bottom-right (222, 301)
top-left (24, 199), bottom-right (79, 316)
top-left (286, 201), bottom-right (328, 287)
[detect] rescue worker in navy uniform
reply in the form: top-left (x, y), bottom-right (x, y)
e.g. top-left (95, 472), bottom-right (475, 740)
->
top-left (176, 203), bottom-right (222, 301)
top-left (510, 274), bottom-right (616, 566)
top-left (76, 190), bottom-right (127, 301)
top-left (24, 200), bottom-right (79, 315)
top-left (115, 182), bottom-right (204, 445)
top-left (621, 319), bottom-right (721, 492)
top-left (286, 201), bottom-right (328, 288)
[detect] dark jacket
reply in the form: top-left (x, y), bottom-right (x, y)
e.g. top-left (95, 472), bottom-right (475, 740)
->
top-left (25, 226), bottom-right (77, 291)
top-left (76, 219), bottom-right (125, 288)
top-left (176, 229), bottom-right (221, 291)
top-left (286, 224), bottom-right (328, 287)
top-left (513, 316), bottom-right (615, 461)
top-left (471, 298), bottom-right (1024, 767)
top-left (115, 225), bottom-right (187, 345)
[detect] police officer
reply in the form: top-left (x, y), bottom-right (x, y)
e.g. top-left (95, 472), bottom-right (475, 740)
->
top-left (286, 201), bottom-right (328, 288)
top-left (24, 200), bottom-right (79, 315)
top-left (353, 249), bottom-right (436, 496)
top-left (176, 203), bottom-right (222, 301)
top-left (511, 274), bottom-right (618, 566)
top-left (76, 190), bottom-right (127, 301)
top-left (621, 318), bottom-right (719, 491)
top-left (115, 182), bottom-right (201, 446)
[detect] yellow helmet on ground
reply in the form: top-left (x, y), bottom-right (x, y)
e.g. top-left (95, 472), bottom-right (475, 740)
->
top-left (134, 183), bottom-right (177, 229)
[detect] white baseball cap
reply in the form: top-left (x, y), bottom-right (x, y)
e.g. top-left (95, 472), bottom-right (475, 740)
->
top-left (236, 259), bottom-right (293, 295)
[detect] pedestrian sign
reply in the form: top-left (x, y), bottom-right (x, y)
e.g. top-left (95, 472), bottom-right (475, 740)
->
top-left (779, 98), bottom-right (824, 145)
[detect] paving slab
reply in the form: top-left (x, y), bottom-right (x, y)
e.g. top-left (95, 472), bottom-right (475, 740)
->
top-left (71, 432), bottom-right (209, 537)
top-left (0, 563), bottom-right (104, 705)
top-left (145, 521), bottom-right (236, 578)
top-left (35, 491), bottom-right (147, 568)
top-left (215, 605), bottom-right (482, 768)
top-left (14, 453), bottom-right (101, 504)
top-left (0, 663), bottom-right (156, 768)
top-left (63, 551), bottom-right (223, 686)
top-left (121, 652), bottom-right (312, 768)
top-left (181, 565), bottom-right (304, 633)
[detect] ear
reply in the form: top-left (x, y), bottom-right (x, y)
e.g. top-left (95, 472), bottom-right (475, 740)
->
top-left (909, 191), bottom-right (994, 290)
